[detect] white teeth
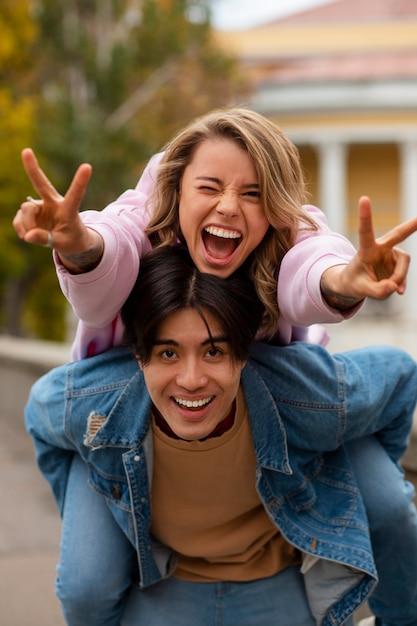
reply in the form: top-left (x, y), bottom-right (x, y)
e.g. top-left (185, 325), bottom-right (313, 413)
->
top-left (205, 226), bottom-right (241, 239)
top-left (174, 397), bottom-right (213, 408)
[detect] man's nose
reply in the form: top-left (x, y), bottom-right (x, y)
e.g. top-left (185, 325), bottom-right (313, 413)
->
top-left (176, 360), bottom-right (208, 390)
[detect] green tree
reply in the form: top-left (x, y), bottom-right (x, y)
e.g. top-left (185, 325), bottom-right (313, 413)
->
top-left (3, 0), bottom-right (247, 340)
top-left (33, 0), bottom-right (246, 207)
top-left (0, 1), bottom-right (42, 336)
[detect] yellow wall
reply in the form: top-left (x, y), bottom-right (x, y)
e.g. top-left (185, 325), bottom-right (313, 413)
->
top-left (216, 20), bottom-right (417, 58)
top-left (298, 145), bottom-right (318, 205)
top-left (273, 111), bottom-right (417, 131)
top-left (347, 144), bottom-right (400, 239)
top-left (298, 143), bottom-right (400, 242)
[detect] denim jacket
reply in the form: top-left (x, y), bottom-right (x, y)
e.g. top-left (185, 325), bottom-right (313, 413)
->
top-left (25, 342), bottom-right (417, 626)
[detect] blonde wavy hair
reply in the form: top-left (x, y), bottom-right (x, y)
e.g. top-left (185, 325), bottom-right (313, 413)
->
top-left (146, 106), bottom-right (318, 338)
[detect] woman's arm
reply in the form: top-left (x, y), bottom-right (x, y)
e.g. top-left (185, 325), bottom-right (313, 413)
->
top-left (14, 151), bottom-right (160, 359)
top-left (278, 197), bottom-right (417, 327)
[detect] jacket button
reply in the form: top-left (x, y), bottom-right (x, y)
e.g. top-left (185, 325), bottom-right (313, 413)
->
top-left (134, 454), bottom-right (140, 462)
top-left (111, 485), bottom-right (121, 500)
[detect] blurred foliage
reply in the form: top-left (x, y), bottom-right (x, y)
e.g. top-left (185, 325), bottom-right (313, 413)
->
top-left (0, 1), bottom-right (39, 336)
top-left (0, 0), bottom-right (247, 341)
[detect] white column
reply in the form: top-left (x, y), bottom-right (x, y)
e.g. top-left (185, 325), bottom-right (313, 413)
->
top-left (316, 141), bottom-right (348, 234)
top-left (400, 141), bottom-right (417, 319)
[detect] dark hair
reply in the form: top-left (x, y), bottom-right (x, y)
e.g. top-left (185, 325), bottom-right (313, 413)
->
top-left (121, 245), bottom-right (264, 364)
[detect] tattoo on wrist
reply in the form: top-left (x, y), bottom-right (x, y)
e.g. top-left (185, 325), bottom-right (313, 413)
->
top-left (320, 277), bottom-right (362, 311)
top-left (61, 242), bottom-right (103, 273)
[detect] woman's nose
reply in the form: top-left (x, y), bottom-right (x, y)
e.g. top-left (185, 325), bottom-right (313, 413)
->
top-left (216, 192), bottom-right (239, 218)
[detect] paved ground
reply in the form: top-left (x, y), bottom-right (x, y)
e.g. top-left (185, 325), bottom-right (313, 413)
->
top-left (0, 395), bottom-right (65, 626)
top-left (1, 317), bottom-right (417, 625)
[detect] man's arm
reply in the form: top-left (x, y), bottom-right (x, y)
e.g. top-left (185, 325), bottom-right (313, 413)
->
top-left (25, 364), bottom-right (76, 515)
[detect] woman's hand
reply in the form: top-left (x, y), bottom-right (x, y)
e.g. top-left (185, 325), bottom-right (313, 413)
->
top-left (321, 196), bottom-right (417, 309)
top-left (13, 148), bottom-right (103, 273)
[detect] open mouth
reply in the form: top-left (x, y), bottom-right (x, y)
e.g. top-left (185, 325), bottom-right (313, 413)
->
top-left (202, 226), bottom-right (241, 260)
top-left (174, 396), bottom-right (214, 409)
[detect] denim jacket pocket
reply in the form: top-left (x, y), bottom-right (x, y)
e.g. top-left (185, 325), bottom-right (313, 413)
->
top-left (87, 461), bottom-right (132, 512)
top-left (280, 451), bottom-right (366, 535)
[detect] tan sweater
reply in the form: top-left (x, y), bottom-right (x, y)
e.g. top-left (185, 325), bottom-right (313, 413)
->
top-left (150, 387), bottom-right (300, 582)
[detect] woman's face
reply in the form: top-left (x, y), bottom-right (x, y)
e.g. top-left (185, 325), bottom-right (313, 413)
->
top-left (178, 138), bottom-right (270, 278)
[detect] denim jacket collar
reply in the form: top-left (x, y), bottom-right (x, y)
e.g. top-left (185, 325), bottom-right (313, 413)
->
top-left (75, 352), bottom-right (292, 476)
top-left (241, 363), bottom-right (292, 474)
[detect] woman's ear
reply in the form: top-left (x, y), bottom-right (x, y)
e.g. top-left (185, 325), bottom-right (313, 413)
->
top-left (135, 353), bottom-right (144, 371)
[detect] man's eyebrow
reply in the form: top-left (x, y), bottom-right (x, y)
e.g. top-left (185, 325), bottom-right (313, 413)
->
top-left (203, 335), bottom-right (229, 346)
top-left (196, 176), bottom-right (259, 190)
top-left (152, 339), bottom-right (180, 347)
top-left (152, 335), bottom-right (230, 347)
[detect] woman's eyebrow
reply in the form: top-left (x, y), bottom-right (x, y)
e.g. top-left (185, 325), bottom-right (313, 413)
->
top-left (195, 175), bottom-right (221, 184)
top-left (195, 175), bottom-right (259, 190)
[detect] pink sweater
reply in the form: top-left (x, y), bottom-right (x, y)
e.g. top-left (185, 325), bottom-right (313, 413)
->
top-left (55, 154), bottom-right (359, 360)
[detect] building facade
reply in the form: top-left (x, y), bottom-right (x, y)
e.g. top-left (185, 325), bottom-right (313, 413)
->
top-left (216, 0), bottom-right (417, 317)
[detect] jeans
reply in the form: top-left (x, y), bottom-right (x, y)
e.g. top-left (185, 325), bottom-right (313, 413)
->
top-left (346, 436), bottom-right (417, 626)
top-left (56, 437), bottom-right (417, 626)
top-left (56, 454), bottom-right (137, 625)
top-left (121, 567), bottom-right (317, 626)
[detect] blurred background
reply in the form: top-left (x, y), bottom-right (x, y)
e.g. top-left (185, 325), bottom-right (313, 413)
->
top-left (1, 0), bottom-right (417, 343)
top-left (1, 2), bottom-right (417, 624)
top-left (1, 0), bottom-right (245, 341)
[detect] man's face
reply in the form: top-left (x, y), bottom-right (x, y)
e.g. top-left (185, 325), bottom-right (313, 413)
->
top-left (178, 138), bottom-right (270, 278)
top-left (139, 307), bottom-right (245, 441)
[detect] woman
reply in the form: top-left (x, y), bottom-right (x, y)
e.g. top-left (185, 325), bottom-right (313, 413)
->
top-left (14, 107), bottom-right (416, 359)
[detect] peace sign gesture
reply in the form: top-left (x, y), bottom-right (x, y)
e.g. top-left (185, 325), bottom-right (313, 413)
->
top-left (13, 148), bottom-right (102, 272)
top-left (321, 196), bottom-right (417, 308)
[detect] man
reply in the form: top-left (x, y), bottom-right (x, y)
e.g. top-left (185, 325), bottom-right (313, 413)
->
top-left (26, 246), bottom-right (417, 626)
